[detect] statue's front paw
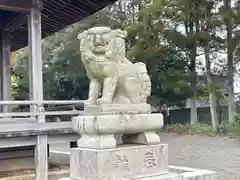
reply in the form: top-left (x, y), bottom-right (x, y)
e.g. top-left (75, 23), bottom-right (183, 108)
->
top-left (96, 98), bottom-right (111, 105)
top-left (85, 99), bottom-right (96, 105)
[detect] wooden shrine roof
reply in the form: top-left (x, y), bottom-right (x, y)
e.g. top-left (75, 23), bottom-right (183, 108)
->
top-left (0, 0), bottom-right (117, 51)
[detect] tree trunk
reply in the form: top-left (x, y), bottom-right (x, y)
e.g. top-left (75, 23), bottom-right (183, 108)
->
top-left (189, 21), bottom-right (198, 125)
top-left (202, 3), bottom-right (220, 131)
top-left (204, 45), bottom-right (219, 132)
top-left (227, 52), bottom-right (235, 124)
top-left (184, 1), bottom-right (199, 125)
top-left (224, 0), bottom-right (235, 123)
top-left (189, 53), bottom-right (198, 124)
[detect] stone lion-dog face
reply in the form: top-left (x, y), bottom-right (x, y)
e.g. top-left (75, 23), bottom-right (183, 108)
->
top-left (77, 27), bottom-right (128, 105)
top-left (78, 27), bottom-right (127, 55)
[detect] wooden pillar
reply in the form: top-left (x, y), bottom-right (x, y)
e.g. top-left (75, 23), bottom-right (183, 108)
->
top-left (28, 0), bottom-right (44, 122)
top-left (28, 1), bottom-right (47, 180)
top-left (0, 13), bottom-right (2, 111)
top-left (28, 15), bottom-right (34, 115)
top-left (0, 37), bottom-right (2, 112)
top-left (0, 34), bottom-right (12, 116)
top-left (35, 134), bottom-right (48, 180)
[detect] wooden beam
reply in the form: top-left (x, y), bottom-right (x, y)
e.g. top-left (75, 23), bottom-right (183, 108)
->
top-left (0, 0), bottom-right (31, 12)
top-left (3, 14), bottom-right (27, 33)
top-left (0, 137), bottom-right (36, 148)
top-left (1, 33), bottom-right (12, 115)
top-left (0, 134), bottom-right (79, 148)
top-left (0, 5), bottom-right (29, 12)
top-left (0, 100), bottom-right (84, 105)
top-left (0, 122), bottom-right (73, 137)
top-left (0, 110), bottom-right (82, 118)
top-left (35, 135), bottom-right (48, 180)
top-left (48, 134), bottom-right (79, 144)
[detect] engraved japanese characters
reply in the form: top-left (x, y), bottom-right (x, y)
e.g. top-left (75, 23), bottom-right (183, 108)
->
top-left (77, 26), bottom-right (151, 105)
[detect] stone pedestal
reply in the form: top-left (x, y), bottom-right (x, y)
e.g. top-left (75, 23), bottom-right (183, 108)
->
top-left (64, 104), bottom-right (168, 180)
top-left (70, 144), bottom-right (168, 180)
top-left (72, 111), bottom-right (163, 149)
top-left (60, 103), bottom-right (217, 180)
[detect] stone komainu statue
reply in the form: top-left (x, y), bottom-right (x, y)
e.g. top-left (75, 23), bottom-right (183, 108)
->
top-left (77, 26), bottom-right (151, 105)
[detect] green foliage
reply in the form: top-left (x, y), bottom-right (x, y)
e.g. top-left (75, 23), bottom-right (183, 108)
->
top-left (12, 24), bottom-right (91, 101)
top-left (42, 25), bottom-right (89, 100)
top-left (164, 120), bottom-right (240, 139)
top-left (12, 50), bottom-right (29, 100)
top-left (164, 123), bottom-right (214, 136)
top-left (219, 115), bottom-right (240, 138)
top-left (125, 0), bottom-right (192, 106)
top-left (11, 0), bottom-right (240, 111)
top-left (11, 75), bottom-right (18, 98)
top-left (189, 123), bottom-right (213, 134)
top-left (10, 2), bottom-right (192, 106)
top-left (164, 124), bottom-right (190, 134)
top-left (197, 83), bottom-right (226, 101)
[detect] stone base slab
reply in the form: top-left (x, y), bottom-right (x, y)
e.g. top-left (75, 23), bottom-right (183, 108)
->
top-left (84, 103), bottom-right (151, 115)
top-left (72, 113), bottom-right (163, 135)
top-left (169, 165), bottom-right (217, 180)
top-left (73, 113), bottom-right (163, 148)
top-left (70, 144), bottom-right (168, 180)
top-left (60, 166), bottom-right (217, 180)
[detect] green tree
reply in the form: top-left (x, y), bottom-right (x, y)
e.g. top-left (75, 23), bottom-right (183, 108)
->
top-left (13, 0), bottom-right (229, 115)
top-left (126, 0), bottom-right (191, 106)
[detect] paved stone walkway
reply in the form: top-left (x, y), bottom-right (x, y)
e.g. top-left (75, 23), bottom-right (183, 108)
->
top-left (50, 133), bottom-right (240, 180)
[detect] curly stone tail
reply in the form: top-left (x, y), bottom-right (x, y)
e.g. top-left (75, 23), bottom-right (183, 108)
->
top-left (134, 62), bottom-right (151, 103)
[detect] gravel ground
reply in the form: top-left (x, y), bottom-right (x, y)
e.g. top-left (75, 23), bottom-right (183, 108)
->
top-left (0, 168), bottom-right (69, 180)
top-left (160, 133), bottom-right (240, 180)
top-left (2, 133), bottom-right (240, 179)
top-left (50, 133), bottom-right (240, 180)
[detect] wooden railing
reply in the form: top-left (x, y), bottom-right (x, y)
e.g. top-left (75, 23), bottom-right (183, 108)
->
top-left (0, 100), bottom-right (84, 180)
top-left (0, 100), bottom-right (85, 105)
top-left (0, 100), bottom-right (84, 119)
